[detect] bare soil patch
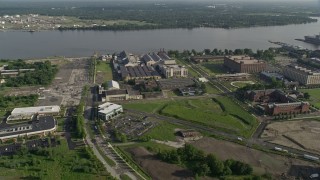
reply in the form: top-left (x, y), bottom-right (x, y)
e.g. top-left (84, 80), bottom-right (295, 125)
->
top-left (261, 120), bottom-right (320, 153)
top-left (127, 147), bottom-right (194, 180)
top-left (191, 137), bottom-right (318, 178)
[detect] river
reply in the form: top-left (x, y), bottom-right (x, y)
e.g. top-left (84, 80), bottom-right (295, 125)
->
top-left (1, 18), bottom-right (320, 59)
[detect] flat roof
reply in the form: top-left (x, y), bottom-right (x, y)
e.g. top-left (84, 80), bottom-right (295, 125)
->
top-left (225, 55), bottom-right (264, 64)
top-left (11, 106), bottom-right (60, 115)
top-left (0, 116), bottom-right (56, 138)
top-left (98, 102), bottom-right (122, 114)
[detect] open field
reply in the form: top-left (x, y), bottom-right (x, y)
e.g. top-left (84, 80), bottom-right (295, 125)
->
top-left (191, 137), bottom-right (319, 179)
top-left (231, 81), bottom-right (255, 88)
top-left (160, 97), bottom-right (257, 137)
top-left (0, 139), bottom-right (110, 180)
top-left (261, 120), bottom-right (320, 153)
top-left (126, 147), bottom-right (194, 180)
top-left (300, 88), bottom-right (320, 108)
top-left (95, 62), bottom-right (113, 84)
top-left (123, 100), bottom-right (169, 113)
top-left (123, 97), bottom-right (258, 137)
top-left (142, 121), bottom-right (182, 141)
top-left (200, 62), bottom-right (227, 75)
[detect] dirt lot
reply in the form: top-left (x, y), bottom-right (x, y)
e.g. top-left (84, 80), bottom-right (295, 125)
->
top-left (127, 147), bottom-right (195, 180)
top-left (261, 120), bottom-right (320, 154)
top-left (191, 137), bottom-right (318, 178)
top-left (37, 58), bottom-right (89, 106)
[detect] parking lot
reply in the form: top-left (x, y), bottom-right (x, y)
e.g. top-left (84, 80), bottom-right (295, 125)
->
top-left (109, 114), bottom-right (155, 139)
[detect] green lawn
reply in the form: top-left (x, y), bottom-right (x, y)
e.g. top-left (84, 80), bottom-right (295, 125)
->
top-left (160, 97), bottom-right (257, 137)
top-left (205, 82), bottom-right (220, 94)
top-left (96, 62), bottom-right (113, 82)
top-left (142, 121), bottom-right (182, 141)
top-left (300, 88), bottom-right (320, 108)
top-left (0, 139), bottom-right (112, 180)
top-left (200, 62), bottom-right (227, 75)
top-left (123, 100), bottom-right (169, 113)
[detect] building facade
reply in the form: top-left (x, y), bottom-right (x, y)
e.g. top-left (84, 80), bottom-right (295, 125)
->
top-left (159, 65), bottom-right (188, 78)
top-left (283, 65), bottom-right (320, 85)
top-left (266, 102), bottom-right (310, 115)
top-left (224, 55), bottom-right (266, 73)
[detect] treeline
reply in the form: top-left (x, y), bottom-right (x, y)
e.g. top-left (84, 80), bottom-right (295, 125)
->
top-left (168, 48), bottom-right (276, 61)
top-left (0, 1), bottom-right (318, 30)
top-left (158, 144), bottom-right (253, 178)
top-left (2, 60), bottom-right (58, 87)
top-left (0, 94), bottom-right (38, 109)
top-left (72, 92), bottom-right (86, 139)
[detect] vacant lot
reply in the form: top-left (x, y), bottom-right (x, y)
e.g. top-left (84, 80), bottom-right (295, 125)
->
top-left (127, 147), bottom-right (194, 180)
top-left (300, 88), bottom-right (320, 108)
top-left (191, 137), bottom-right (318, 178)
top-left (142, 121), bottom-right (182, 141)
top-left (261, 120), bottom-right (320, 153)
top-left (160, 97), bottom-right (257, 137)
top-left (124, 97), bottom-right (258, 137)
top-left (96, 62), bottom-right (113, 84)
top-left (200, 62), bottom-right (227, 75)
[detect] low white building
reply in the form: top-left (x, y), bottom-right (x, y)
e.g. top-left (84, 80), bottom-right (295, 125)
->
top-left (98, 103), bottom-right (123, 121)
top-left (10, 106), bottom-right (60, 117)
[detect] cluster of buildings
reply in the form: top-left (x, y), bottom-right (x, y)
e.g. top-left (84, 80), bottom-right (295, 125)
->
top-left (0, 14), bottom-right (66, 30)
top-left (0, 106), bottom-right (60, 141)
top-left (245, 89), bottom-right (309, 115)
top-left (283, 65), bottom-right (320, 86)
top-left (114, 50), bottom-right (189, 80)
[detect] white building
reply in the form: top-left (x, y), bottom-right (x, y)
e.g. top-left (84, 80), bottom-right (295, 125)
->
top-left (10, 106), bottom-right (60, 117)
top-left (98, 103), bottom-right (123, 121)
top-left (108, 80), bottom-right (120, 90)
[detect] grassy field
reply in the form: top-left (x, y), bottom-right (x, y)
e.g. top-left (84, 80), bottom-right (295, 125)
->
top-left (0, 139), bottom-right (112, 180)
top-left (300, 88), bottom-right (320, 108)
top-left (123, 100), bottom-right (169, 113)
top-left (96, 62), bottom-right (113, 83)
top-left (142, 121), bottom-right (182, 141)
top-left (160, 97), bottom-right (257, 137)
top-left (200, 62), bottom-right (227, 75)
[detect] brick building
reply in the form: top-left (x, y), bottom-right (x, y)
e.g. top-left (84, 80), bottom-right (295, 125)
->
top-left (266, 102), bottom-right (310, 115)
top-left (224, 55), bottom-right (266, 73)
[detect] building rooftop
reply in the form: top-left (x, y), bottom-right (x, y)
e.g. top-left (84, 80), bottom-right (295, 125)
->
top-left (105, 89), bottom-right (127, 96)
top-left (11, 106), bottom-right (60, 116)
top-left (0, 116), bottom-right (56, 138)
top-left (108, 80), bottom-right (120, 90)
top-left (225, 55), bottom-right (264, 64)
top-left (98, 102), bottom-right (122, 114)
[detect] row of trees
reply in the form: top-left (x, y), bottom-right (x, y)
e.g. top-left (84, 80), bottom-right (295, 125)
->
top-left (2, 61), bottom-right (58, 87)
top-left (157, 144), bottom-right (253, 177)
top-left (168, 48), bottom-right (276, 62)
top-left (72, 95), bottom-right (86, 138)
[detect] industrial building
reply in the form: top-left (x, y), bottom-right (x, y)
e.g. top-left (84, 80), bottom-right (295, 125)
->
top-left (119, 65), bottom-right (161, 81)
top-left (97, 86), bottom-right (143, 102)
top-left (266, 102), bottom-right (310, 116)
top-left (224, 55), bottom-right (266, 73)
top-left (0, 116), bottom-right (57, 141)
top-left (98, 102), bottom-right (123, 121)
top-left (142, 51), bottom-right (176, 66)
top-left (157, 78), bottom-right (195, 90)
top-left (283, 65), bottom-right (320, 86)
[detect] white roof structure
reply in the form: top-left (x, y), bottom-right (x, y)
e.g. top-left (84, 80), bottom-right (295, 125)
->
top-left (108, 80), bottom-right (120, 90)
top-left (98, 102), bottom-right (122, 114)
top-left (11, 106), bottom-right (60, 116)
